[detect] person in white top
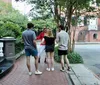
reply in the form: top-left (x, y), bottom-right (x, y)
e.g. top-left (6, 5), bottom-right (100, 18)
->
top-left (56, 25), bottom-right (70, 71)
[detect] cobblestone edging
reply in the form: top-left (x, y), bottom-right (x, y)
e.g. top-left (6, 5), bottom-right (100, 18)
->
top-left (15, 50), bottom-right (25, 59)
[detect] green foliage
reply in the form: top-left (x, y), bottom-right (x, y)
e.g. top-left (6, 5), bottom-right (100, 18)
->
top-left (0, 0), bottom-right (28, 53)
top-left (26, 0), bottom-right (52, 19)
top-left (0, 12), bottom-right (28, 31)
top-left (54, 47), bottom-right (83, 64)
top-left (32, 18), bottom-right (57, 29)
top-left (0, 0), bottom-right (28, 30)
top-left (0, 21), bottom-right (23, 54)
top-left (67, 52), bottom-right (83, 63)
top-left (0, 0), bottom-right (12, 14)
top-left (96, 0), bottom-right (100, 6)
top-left (0, 22), bottom-right (21, 38)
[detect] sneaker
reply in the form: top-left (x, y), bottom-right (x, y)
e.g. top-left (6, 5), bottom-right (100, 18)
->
top-left (29, 72), bottom-right (32, 76)
top-left (35, 70), bottom-right (42, 75)
top-left (51, 68), bottom-right (54, 71)
top-left (60, 67), bottom-right (65, 72)
top-left (60, 69), bottom-right (65, 72)
top-left (46, 68), bottom-right (50, 71)
top-left (67, 66), bottom-right (71, 71)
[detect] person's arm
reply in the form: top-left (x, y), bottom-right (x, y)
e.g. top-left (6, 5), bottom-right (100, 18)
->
top-left (40, 37), bottom-right (46, 45)
top-left (41, 38), bottom-right (44, 43)
top-left (67, 33), bottom-right (70, 46)
top-left (55, 36), bottom-right (58, 47)
top-left (33, 32), bottom-right (37, 49)
top-left (33, 39), bottom-right (37, 49)
top-left (22, 34), bottom-right (24, 44)
top-left (56, 32), bottom-right (59, 43)
top-left (36, 32), bottom-right (44, 40)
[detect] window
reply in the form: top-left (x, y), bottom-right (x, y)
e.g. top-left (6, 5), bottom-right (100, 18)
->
top-left (93, 33), bottom-right (97, 39)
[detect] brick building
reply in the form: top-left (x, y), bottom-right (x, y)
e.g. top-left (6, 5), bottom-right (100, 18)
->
top-left (71, 17), bottom-right (100, 42)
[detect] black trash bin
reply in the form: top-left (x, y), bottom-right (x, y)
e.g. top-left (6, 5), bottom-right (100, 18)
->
top-left (0, 37), bottom-right (16, 60)
top-left (0, 37), bottom-right (16, 79)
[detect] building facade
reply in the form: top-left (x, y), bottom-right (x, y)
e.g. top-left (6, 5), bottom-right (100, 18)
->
top-left (71, 17), bottom-right (100, 42)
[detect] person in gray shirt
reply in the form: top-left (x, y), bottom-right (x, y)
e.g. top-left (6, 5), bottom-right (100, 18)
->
top-left (22, 23), bottom-right (42, 75)
top-left (56, 25), bottom-right (70, 71)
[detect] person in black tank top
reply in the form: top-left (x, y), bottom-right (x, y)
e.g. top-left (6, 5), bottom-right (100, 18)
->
top-left (42, 29), bottom-right (55, 71)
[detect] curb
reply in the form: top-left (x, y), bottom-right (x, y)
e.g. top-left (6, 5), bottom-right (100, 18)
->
top-left (69, 64), bottom-right (100, 85)
top-left (85, 66), bottom-right (100, 81)
top-left (0, 50), bottom-right (24, 79)
top-left (0, 60), bottom-right (14, 79)
top-left (67, 67), bottom-right (82, 85)
top-left (75, 42), bottom-right (100, 45)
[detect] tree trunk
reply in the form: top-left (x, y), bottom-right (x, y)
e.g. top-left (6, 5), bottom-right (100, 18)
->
top-left (67, 6), bottom-right (73, 53)
top-left (72, 26), bottom-right (76, 52)
top-left (72, 10), bottom-right (78, 52)
top-left (54, 0), bottom-right (61, 26)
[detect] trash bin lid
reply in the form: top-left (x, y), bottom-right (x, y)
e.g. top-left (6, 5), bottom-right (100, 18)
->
top-left (2, 37), bottom-right (14, 39)
top-left (0, 37), bottom-right (16, 41)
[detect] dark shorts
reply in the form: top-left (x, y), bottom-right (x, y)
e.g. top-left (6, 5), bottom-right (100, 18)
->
top-left (25, 48), bottom-right (38, 57)
top-left (58, 50), bottom-right (68, 56)
top-left (45, 45), bottom-right (54, 52)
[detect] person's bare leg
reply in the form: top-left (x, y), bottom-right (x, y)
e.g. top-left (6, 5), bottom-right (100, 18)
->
top-left (50, 52), bottom-right (54, 68)
top-left (34, 56), bottom-right (42, 74)
top-left (38, 45), bottom-right (45, 63)
top-left (60, 55), bottom-right (65, 70)
top-left (26, 57), bottom-right (31, 72)
top-left (44, 53), bottom-right (47, 63)
top-left (64, 55), bottom-right (70, 70)
top-left (46, 52), bottom-right (50, 69)
top-left (34, 56), bottom-right (39, 71)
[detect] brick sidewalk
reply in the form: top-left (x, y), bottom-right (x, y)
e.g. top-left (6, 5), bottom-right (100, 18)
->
top-left (0, 56), bottom-right (69, 85)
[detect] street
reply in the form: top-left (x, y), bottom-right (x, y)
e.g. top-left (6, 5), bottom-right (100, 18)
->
top-left (75, 44), bottom-right (100, 78)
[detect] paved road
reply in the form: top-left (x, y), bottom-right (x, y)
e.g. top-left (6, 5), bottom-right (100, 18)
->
top-left (74, 44), bottom-right (100, 78)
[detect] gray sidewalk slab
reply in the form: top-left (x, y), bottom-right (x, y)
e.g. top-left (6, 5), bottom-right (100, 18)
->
top-left (68, 64), bottom-right (100, 85)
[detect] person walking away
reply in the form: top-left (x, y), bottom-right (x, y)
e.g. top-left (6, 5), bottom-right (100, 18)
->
top-left (42, 29), bottom-right (55, 71)
top-left (22, 23), bottom-right (42, 75)
top-left (56, 25), bottom-right (70, 71)
top-left (36, 28), bottom-right (47, 63)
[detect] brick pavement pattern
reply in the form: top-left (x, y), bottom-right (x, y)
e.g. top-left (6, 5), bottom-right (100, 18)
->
top-left (0, 56), bottom-right (69, 85)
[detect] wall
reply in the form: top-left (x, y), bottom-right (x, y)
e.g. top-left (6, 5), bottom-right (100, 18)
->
top-left (71, 26), bottom-right (100, 42)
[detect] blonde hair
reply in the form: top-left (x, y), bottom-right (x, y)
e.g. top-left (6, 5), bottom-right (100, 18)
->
top-left (48, 29), bottom-right (54, 37)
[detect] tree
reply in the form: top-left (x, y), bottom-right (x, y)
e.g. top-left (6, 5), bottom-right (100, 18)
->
top-left (54, 0), bottom-right (92, 52)
top-left (24, 0), bottom-right (98, 52)
top-left (0, 0), bottom-right (28, 29)
top-left (0, 0), bottom-right (28, 53)
top-left (23, 0), bottom-right (52, 19)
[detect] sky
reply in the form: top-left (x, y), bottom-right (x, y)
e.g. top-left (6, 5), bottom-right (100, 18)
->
top-left (12, 0), bottom-right (32, 15)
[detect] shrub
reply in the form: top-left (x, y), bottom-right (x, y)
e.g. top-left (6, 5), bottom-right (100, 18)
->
top-left (54, 47), bottom-right (83, 64)
top-left (0, 22), bottom-right (21, 38)
top-left (0, 0), bottom-right (28, 54)
top-left (0, 22), bottom-right (23, 54)
top-left (67, 52), bottom-right (83, 63)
